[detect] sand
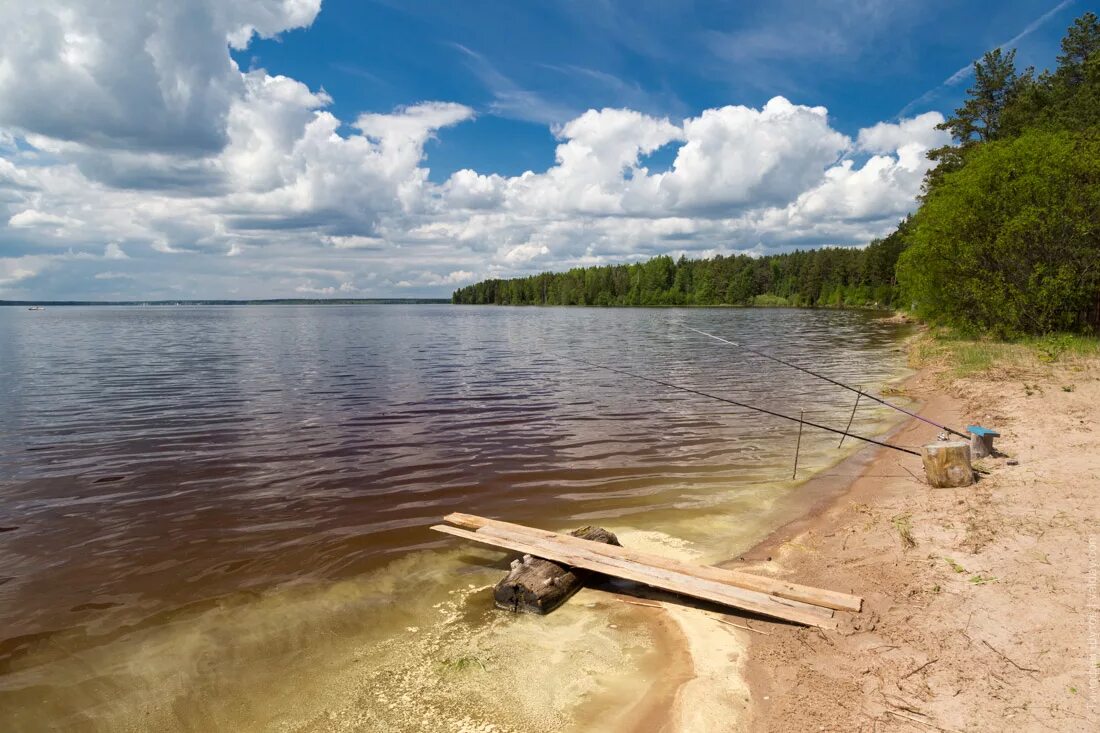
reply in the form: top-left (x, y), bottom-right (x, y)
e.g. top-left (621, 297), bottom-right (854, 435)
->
top-left (623, 339), bottom-right (1100, 732)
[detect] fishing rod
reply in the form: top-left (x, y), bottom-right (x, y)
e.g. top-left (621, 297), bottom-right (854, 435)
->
top-left (685, 327), bottom-right (969, 440)
top-left (564, 356), bottom-right (920, 457)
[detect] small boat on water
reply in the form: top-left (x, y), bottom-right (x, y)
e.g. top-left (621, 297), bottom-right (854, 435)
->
top-left (27, 306), bottom-right (44, 311)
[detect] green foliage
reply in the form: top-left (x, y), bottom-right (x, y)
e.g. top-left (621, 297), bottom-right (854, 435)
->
top-left (902, 12), bottom-right (1100, 337)
top-left (453, 229), bottom-right (910, 308)
top-left (1036, 334), bottom-right (1074, 363)
top-left (936, 48), bottom-right (1020, 145)
top-left (898, 129), bottom-right (1100, 336)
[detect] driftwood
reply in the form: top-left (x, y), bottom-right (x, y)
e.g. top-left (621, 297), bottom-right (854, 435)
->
top-left (493, 525), bottom-right (620, 614)
top-left (920, 441), bottom-right (974, 488)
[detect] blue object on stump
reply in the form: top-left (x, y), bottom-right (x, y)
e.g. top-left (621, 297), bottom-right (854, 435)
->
top-left (967, 425), bottom-right (1000, 458)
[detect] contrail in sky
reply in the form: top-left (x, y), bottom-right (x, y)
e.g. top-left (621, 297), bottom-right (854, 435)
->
top-left (897, 0), bottom-right (1077, 118)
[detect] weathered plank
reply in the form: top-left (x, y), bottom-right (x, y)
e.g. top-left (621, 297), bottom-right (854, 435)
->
top-left (444, 513), bottom-right (862, 613)
top-left (471, 524), bottom-right (831, 617)
top-left (431, 523), bottom-right (836, 628)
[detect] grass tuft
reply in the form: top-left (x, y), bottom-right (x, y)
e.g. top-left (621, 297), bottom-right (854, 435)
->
top-left (891, 513), bottom-right (917, 549)
top-left (945, 558), bottom-right (967, 574)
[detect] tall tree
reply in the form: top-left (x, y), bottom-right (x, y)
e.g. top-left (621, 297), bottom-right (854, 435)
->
top-left (1056, 11), bottom-right (1100, 86)
top-left (937, 48), bottom-right (1020, 145)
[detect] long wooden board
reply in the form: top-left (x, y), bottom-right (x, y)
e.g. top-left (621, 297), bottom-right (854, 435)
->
top-left (431, 523), bottom-right (836, 628)
top-left (465, 523), bottom-right (830, 618)
top-left (444, 513), bottom-right (862, 613)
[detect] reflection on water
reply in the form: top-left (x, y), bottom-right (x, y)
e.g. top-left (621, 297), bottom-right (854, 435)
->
top-left (0, 305), bottom-right (911, 730)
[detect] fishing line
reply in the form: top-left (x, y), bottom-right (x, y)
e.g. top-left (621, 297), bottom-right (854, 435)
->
top-left (562, 356), bottom-right (920, 457)
top-left (685, 326), bottom-right (969, 439)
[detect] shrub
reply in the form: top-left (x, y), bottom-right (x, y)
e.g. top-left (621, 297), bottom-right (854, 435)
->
top-left (898, 129), bottom-right (1100, 336)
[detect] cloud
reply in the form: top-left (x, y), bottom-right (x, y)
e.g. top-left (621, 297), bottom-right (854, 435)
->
top-left (104, 243), bottom-right (129, 259)
top-left (8, 210), bottom-right (74, 228)
top-left (0, 1), bottom-right (942, 299)
top-left (857, 112), bottom-right (951, 154)
top-left (0, 255), bottom-right (52, 286)
top-left (294, 281), bottom-right (357, 295)
top-left (0, 1), bottom-right (321, 154)
top-left (654, 97), bottom-right (849, 212)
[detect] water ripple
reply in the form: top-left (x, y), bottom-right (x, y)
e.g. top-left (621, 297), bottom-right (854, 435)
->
top-left (0, 304), bottom-right (910, 656)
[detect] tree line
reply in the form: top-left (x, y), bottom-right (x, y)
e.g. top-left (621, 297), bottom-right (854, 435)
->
top-left (452, 225), bottom-right (909, 308)
top-left (455, 13), bottom-right (1100, 335)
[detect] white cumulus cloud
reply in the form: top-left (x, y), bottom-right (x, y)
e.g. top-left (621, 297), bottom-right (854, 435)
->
top-left (0, 1), bottom-right (944, 300)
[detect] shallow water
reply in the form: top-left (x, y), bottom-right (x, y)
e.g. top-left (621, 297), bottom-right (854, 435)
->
top-left (0, 305), bottom-right (911, 730)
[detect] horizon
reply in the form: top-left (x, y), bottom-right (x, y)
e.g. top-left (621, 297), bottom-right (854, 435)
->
top-left (0, 0), bottom-right (1085, 301)
top-left (0, 297), bottom-right (452, 304)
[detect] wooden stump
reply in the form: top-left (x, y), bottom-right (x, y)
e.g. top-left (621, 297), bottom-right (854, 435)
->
top-left (493, 526), bottom-right (620, 614)
top-left (921, 441), bottom-right (974, 488)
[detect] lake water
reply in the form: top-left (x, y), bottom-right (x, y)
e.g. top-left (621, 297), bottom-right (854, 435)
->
top-left (0, 305), bottom-right (912, 731)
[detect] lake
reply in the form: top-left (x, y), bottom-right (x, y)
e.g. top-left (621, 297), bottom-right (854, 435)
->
top-left (0, 305), bottom-right (912, 731)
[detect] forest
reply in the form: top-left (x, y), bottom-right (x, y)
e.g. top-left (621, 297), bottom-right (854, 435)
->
top-left (455, 13), bottom-right (1100, 336)
top-left (451, 227), bottom-right (908, 309)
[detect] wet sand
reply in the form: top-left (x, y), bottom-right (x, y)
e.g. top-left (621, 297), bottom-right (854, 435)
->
top-left (653, 341), bottom-right (1100, 732)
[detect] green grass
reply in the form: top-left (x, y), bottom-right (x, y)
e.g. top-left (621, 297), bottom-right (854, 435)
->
top-left (751, 293), bottom-right (791, 307)
top-left (945, 558), bottom-right (967, 574)
top-left (891, 514), bottom-right (917, 549)
top-left (911, 328), bottom-right (1100, 377)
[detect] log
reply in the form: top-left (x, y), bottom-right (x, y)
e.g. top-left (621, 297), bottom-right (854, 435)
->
top-left (432, 523), bottom-right (837, 627)
top-left (920, 440), bottom-right (974, 488)
top-left (446, 513), bottom-right (862, 612)
top-left (492, 525), bottom-right (620, 614)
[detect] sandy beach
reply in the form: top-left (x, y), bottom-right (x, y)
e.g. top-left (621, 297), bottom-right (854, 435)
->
top-left (613, 333), bottom-right (1099, 732)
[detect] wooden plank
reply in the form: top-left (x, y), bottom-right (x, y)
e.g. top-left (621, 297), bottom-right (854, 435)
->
top-left (434, 523), bottom-right (832, 627)
top-left (431, 524), bottom-right (836, 628)
top-left (469, 524), bottom-right (832, 618)
top-left (443, 513), bottom-right (862, 613)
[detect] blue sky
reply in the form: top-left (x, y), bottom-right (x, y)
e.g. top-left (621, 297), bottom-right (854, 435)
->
top-left (235, 0), bottom-right (1078, 178)
top-left (0, 0), bottom-right (1086, 299)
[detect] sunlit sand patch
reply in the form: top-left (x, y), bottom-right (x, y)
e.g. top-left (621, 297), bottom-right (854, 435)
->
top-left (612, 528), bottom-right (704, 563)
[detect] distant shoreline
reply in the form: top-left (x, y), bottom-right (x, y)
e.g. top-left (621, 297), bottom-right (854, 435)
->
top-left (452, 301), bottom-right (897, 312)
top-left (0, 298), bottom-right (452, 306)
